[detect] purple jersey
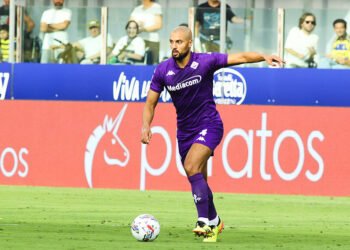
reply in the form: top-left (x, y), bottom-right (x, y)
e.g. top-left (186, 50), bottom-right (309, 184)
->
top-left (150, 52), bottom-right (228, 132)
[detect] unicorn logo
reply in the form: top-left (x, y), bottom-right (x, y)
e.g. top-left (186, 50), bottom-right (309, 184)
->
top-left (84, 104), bottom-right (130, 188)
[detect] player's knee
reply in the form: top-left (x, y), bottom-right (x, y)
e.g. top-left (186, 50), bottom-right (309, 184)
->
top-left (184, 161), bottom-right (201, 176)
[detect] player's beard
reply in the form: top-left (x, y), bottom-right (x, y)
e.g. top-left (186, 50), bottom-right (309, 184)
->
top-left (172, 48), bottom-right (190, 62)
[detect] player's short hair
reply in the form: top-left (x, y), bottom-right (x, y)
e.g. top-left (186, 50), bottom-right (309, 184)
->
top-left (125, 20), bottom-right (139, 32)
top-left (298, 12), bottom-right (316, 29)
top-left (333, 19), bottom-right (347, 29)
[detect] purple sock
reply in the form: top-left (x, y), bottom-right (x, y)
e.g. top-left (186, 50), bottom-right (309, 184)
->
top-left (188, 173), bottom-right (209, 222)
top-left (208, 185), bottom-right (218, 221)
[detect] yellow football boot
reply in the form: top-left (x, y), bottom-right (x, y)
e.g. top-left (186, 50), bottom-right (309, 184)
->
top-left (203, 219), bottom-right (224, 243)
top-left (193, 221), bottom-right (213, 237)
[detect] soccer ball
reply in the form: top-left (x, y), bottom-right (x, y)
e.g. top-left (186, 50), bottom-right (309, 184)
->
top-left (131, 214), bottom-right (160, 242)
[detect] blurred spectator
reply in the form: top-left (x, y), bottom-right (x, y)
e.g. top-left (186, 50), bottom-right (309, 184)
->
top-left (0, 0), bottom-right (35, 35)
top-left (194, 0), bottom-right (249, 53)
top-left (40, 0), bottom-right (71, 63)
top-left (108, 20), bottom-right (145, 64)
top-left (285, 13), bottom-right (319, 68)
top-left (319, 19), bottom-right (350, 69)
top-left (0, 24), bottom-right (11, 61)
top-left (130, 0), bottom-right (162, 64)
top-left (0, 0), bottom-right (36, 62)
top-left (52, 19), bottom-right (113, 64)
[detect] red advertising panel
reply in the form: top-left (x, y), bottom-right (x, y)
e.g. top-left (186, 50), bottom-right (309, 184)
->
top-left (0, 100), bottom-right (349, 196)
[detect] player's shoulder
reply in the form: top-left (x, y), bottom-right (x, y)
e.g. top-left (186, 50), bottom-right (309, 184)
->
top-left (154, 58), bottom-right (173, 75)
top-left (194, 51), bottom-right (221, 60)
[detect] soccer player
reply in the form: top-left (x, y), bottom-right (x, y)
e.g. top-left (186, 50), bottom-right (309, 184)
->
top-left (140, 26), bottom-right (284, 242)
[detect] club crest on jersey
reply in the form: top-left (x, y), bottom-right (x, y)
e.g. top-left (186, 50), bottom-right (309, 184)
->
top-left (213, 68), bottom-right (247, 105)
top-left (190, 61), bottom-right (199, 69)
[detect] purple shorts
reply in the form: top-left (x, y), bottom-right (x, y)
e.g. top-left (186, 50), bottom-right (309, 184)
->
top-left (177, 123), bottom-right (224, 165)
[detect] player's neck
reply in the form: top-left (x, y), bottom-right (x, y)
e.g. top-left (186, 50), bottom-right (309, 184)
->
top-left (175, 52), bottom-right (192, 68)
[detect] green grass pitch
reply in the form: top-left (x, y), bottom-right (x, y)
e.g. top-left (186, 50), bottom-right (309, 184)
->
top-left (0, 185), bottom-right (349, 249)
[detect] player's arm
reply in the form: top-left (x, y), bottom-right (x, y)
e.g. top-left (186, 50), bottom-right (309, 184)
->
top-left (141, 90), bottom-right (160, 144)
top-left (227, 52), bottom-right (285, 67)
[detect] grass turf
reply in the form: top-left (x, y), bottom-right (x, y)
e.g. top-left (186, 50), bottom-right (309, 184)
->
top-left (0, 185), bottom-right (349, 249)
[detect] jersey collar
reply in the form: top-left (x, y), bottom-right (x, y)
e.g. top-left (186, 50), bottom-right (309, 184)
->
top-left (172, 52), bottom-right (195, 69)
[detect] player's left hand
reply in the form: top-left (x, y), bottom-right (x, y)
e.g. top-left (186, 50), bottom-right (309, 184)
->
top-left (263, 55), bottom-right (286, 68)
top-left (141, 127), bottom-right (152, 144)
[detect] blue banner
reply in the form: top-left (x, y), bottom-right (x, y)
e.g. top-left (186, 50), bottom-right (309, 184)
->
top-left (10, 63), bottom-right (350, 107)
top-left (13, 63), bottom-right (155, 102)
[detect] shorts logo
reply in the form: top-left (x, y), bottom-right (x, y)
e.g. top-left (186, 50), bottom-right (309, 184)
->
top-left (196, 129), bottom-right (207, 142)
top-left (213, 68), bottom-right (247, 105)
top-left (199, 129), bottom-right (207, 136)
top-left (84, 104), bottom-right (130, 188)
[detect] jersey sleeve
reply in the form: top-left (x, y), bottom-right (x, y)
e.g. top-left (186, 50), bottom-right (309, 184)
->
top-left (211, 52), bottom-right (228, 70)
top-left (149, 66), bottom-right (164, 93)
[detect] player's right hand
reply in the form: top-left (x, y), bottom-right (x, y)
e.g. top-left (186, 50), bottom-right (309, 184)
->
top-left (141, 127), bottom-right (152, 144)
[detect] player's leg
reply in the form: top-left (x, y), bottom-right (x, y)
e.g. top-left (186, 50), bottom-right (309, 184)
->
top-left (200, 163), bottom-right (217, 224)
top-left (201, 163), bottom-right (224, 243)
top-left (201, 161), bottom-right (207, 181)
top-left (184, 143), bottom-right (213, 237)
